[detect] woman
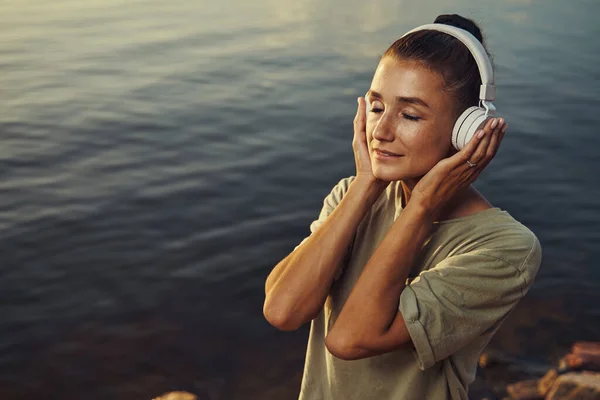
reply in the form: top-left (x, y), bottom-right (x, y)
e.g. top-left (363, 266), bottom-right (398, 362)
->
top-left (263, 14), bottom-right (542, 400)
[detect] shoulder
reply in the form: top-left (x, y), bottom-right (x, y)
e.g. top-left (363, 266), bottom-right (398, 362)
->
top-left (331, 175), bottom-right (356, 195)
top-left (479, 211), bottom-right (541, 275)
top-left (438, 209), bottom-right (542, 282)
top-left (323, 176), bottom-right (356, 205)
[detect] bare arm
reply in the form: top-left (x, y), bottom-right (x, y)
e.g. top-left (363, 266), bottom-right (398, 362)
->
top-left (263, 177), bottom-right (385, 331)
top-left (264, 97), bottom-right (388, 331)
top-left (325, 201), bottom-right (432, 358)
top-left (326, 117), bottom-right (507, 360)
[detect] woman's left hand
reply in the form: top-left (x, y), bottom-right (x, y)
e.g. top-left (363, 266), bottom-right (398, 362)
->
top-left (410, 117), bottom-right (508, 218)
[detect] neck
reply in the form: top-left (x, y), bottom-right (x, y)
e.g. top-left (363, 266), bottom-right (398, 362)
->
top-left (399, 178), bottom-right (418, 205)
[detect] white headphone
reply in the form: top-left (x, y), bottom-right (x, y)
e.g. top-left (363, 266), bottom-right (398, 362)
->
top-left (367, 23), bottom-right (497, 150)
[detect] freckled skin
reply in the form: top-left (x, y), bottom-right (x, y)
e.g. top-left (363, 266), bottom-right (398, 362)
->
top-left (367, 57), bottom-right (459, 184)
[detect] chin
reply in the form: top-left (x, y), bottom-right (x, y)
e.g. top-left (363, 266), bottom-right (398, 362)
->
top-left (372, 164), bottom-right (409, 182)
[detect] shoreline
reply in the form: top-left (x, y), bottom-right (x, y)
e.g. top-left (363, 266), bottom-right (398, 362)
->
top-left (476, 341), bottom-right (600, 399)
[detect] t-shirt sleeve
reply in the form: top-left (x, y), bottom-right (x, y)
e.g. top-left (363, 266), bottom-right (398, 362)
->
top-left (399, 236), bottom-right (542, 370)
top-left (293, 176), bottom-right (356, 280)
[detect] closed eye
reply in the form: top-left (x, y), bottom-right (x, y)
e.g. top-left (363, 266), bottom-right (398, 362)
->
top-left (402, 113), bottom-right (421, 121)
top-left (370, 108), bottom-right (421, 122)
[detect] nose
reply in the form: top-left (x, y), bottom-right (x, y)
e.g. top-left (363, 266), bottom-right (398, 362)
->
top-left (371, 113), bottom-right (396, 142)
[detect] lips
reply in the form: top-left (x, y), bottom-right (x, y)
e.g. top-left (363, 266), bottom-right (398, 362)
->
top-left (374, 148), bottom-right (402, 157)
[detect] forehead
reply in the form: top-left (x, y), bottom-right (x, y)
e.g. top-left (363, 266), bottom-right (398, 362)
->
top-left (370, 57), bottom-right (447, 102)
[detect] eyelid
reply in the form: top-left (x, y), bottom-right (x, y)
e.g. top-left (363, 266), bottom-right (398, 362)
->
top-left (403, 113), bottom-right (421, 121)
top-left (369, 100), bottom-right (422, 119)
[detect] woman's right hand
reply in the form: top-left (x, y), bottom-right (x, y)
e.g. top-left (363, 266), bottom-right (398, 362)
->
top-left (353, 97), bottom-right (388, 190)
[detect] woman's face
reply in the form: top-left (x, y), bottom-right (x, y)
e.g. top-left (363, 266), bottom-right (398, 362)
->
top-left (366, 56), bottom-right (458, 183)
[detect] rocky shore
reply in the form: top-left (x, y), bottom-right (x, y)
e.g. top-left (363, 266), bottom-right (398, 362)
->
top-left (477, 341), bottom-right (600, 399)
top-left (153, 342), bottom-right (600, 400)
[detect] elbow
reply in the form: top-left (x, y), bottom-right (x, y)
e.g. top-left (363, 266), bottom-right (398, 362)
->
top-left (263, 298), bottom-right (304, 332)
top-left (326, 319), bottom-right (414, 360)
top-left (325, 331), bottom-right (365, 361)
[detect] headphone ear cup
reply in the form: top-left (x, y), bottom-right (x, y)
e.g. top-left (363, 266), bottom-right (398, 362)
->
top-left (452, 107), bottom-right (489, 150)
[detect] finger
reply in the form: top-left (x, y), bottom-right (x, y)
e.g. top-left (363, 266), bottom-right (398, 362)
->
top-left (446, 125), bottom-right (485, 169)
top-left (353, 97), bottom-right (366, 139)
top-left (486, 118), bottom-right (503, 154)
top-left (446, 116), bottom-right (501, 169)
top-left (500, 122), bottom-right (508, 142)
top-left (352, 97), bottom-right (373, 167)
top-left (492, 122), bottom-right (507, 158)
top-left (488, 118), bottom-right (506, 156)
top-left (469, 118), bottom-right (497, 165)
top-left (495, 117), bottom-right (505, 138)
top-left (352, 97), bottom-right (368, 156)
top-left (487, 126), bottom-right (500, 157)
top-left (478, 128), bottom-right (499, 170)
top-left (490, 119), bottom-right (506, 154)
top-left (477, 118), bottom-right (506, 169)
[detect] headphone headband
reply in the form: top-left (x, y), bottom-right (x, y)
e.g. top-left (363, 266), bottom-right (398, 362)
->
top-left (401, 23), bottom-right (496, 101)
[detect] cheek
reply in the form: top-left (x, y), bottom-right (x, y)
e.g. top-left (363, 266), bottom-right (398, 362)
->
top-left (366, 121), bottom-right (375, 149)
top-left (400, 123), bottom-right (433, 148)
top-left (404, 124), bottom-right (450, 160)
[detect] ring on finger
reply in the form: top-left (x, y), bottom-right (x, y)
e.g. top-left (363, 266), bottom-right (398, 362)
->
top-left (466, 160), bottom-right (477, 168)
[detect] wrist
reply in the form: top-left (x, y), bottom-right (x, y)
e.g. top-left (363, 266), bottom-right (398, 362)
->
top-left (403, 200), bottom-right (436, 225)
top-left (352, 176), bottom-right (388, 203)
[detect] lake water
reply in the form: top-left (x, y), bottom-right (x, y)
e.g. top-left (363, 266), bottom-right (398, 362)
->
top-left (1, 0), bottom-right (599, 398)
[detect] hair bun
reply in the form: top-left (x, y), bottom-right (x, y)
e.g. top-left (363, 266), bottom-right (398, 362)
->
top-left (434, 14), bottom-right (483, 43)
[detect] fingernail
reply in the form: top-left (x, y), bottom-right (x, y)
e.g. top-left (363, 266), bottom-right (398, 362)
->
top-left (357, 97), bottom-right (360, 104)
top-left (491, 119), bottom-right (498, 129)
top-left (477, 130), bottom-right (485, 139)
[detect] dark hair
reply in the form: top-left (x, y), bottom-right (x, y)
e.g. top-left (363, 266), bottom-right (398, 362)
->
top-left (383, 14), bottom-right (491, 116)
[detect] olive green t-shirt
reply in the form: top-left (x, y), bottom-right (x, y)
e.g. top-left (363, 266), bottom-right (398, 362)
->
top-left (296, 176), bottom-right (542, 400)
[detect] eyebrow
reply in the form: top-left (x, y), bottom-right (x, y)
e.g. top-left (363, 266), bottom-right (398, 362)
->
top-left (367, 90), bottom-right (431, 109)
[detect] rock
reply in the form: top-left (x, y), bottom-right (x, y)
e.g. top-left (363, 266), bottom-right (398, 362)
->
top-left (505, 379), bottom-right (543, 400)
top-left (152, 392), bottom-right (198, 400)
top-left (545, 372), bottom-right (600, 400)
top-left (572, 342), bottom-right (600, 356)
top-left (558, 353), bottom-right (600, 373)
top-left (538, 369), bottom-right (558, 396)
